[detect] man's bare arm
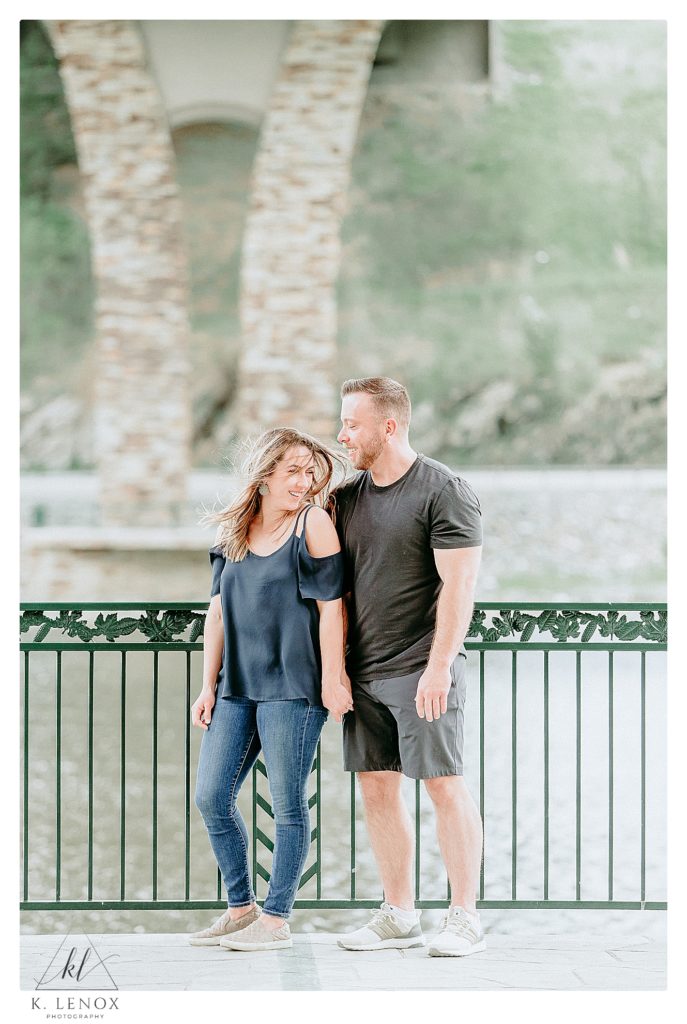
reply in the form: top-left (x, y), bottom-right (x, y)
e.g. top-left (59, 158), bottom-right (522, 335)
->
top-left (427, 546), bottom-right (482, 669)
top-left (415, 546), bottom-right (482, 721)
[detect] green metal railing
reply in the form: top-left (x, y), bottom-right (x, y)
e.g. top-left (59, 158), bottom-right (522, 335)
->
top-left (20, 602), bottom-right (667, 912)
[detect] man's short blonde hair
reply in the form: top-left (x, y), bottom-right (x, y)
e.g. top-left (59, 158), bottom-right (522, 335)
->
top-left (341, 377), bottom-right (411, 428)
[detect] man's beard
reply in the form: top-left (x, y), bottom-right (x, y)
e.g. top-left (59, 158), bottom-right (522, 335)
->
top-left (355, 435), bottom-right (385, 470)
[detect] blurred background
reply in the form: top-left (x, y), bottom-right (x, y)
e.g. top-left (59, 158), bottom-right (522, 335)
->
top-left (20, 20), bottom-right (666, 944)
top-left (20, 18), bottom-right (666, 601)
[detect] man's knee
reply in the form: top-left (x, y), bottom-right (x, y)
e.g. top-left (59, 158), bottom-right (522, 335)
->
top-left (358, 770), bottom-right (402, 808)
top-left (423, 774), bottom-right (462, 806)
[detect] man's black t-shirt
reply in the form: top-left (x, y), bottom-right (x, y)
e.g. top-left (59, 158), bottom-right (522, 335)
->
top-left (334, 453), bottom-right (483, 682)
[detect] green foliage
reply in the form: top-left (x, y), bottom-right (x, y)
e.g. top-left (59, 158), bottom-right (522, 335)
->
top-left (339, 21), bottom-right (666, 464)
top-left (20, 21), bottom-right (76, 200)
top-left (21, 197), bottom-right (94, 387)
top-left (20, 21), bottom-right (93, 399)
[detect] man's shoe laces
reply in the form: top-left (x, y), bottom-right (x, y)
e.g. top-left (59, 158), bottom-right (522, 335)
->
top-left (444, 912), bottom-right (478, 937)
top-left (371, 906), bottom-right (397, 928)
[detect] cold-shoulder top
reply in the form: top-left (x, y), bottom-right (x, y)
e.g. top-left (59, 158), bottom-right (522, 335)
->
top-left (208, 503), bottom-right (344, 705)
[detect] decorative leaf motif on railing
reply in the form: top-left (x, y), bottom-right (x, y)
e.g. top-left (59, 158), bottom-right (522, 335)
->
top-left (136, 610), bottom-right (202, 643)
top-left (639, 610), bottom-right (668, 642)
top-left (20, 605), bottom-right (666, 645)
top-left (34, 623), bottom-right (51, 643)
top-left (20, 608), bottom-right (206, 644)
top-left (92, 613), bottom-right (139, 641)
top-left (20, 610), bottom-right (46, 632)
top-left (465, 607), bottom-right (666, 644)
top-left (581, 619), bottom-right (598, 643)
top-left (189, 617), bottom-right (204, 643)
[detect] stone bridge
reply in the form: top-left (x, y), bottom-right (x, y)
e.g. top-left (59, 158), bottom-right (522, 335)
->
top-left (46, 19), bottom-right (386, 526)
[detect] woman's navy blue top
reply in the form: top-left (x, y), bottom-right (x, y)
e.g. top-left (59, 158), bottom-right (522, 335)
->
top-left (208, 504), bottom-right (344, 706)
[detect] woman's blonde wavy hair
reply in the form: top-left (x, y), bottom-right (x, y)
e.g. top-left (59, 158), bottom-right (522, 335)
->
top-left (202, 428), bottom-right (349, 562)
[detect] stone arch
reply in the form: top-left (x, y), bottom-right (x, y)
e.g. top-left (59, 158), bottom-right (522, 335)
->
top-left (168, 103), bottom-right (263, 132)
top-left (138, 19), bottom-right (290, 135)
top-left (236, 20), bottom-right (385, 440)
top-left (46, 20), bottom-right (192, 526)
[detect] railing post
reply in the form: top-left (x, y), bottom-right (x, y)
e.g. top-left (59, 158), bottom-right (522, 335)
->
top-left (608, 652), bottom-right (614, 902)
top-left (23, 652), bottom-right (30, 903)
top-left (185, 651), bottom-right (191, 902)
top-left (543, 651), bottom-right (549, 901)
top-left (479, 650), bottom-right (485, 902)
top-left (511, 651), bottom-right (517, 901)
top-left (350, 773), bottom-right (356, 900)
top-left (55, 651), bottom-right (61, 903)
top-left (152, 651), bottom-right (159, 900)
top-left (415, 779), bottom-right (421, 902)
top-left (640, 652), bottom-right (647, 903)
top-left (316, 743), bottom-right (322, 900)
top-left (576, 651), bottom-right (582, 901)
top-left (120, 651), bottom-right (126, 901)
top-left (88, 651), bottom-right (94, 901)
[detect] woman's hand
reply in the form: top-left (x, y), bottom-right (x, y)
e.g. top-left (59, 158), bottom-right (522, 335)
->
top-left (191, 687), bottom-right (216, 730)
top-left (322, 674), bottom-right (354, 724)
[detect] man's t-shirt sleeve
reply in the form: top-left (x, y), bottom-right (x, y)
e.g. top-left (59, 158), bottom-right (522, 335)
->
top-left (332, 488), bottom-right (353, 594)
top-left (429, 476), bottom-right (483, 549)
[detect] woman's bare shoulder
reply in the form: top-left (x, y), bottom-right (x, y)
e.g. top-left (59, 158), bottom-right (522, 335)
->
top-left (303, 504), bottom-right (340, 556)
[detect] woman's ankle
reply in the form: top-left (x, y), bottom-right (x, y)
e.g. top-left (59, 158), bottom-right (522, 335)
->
top-left (228, 903), bottom-right (257, 921)
top-left (260, 912), bottom-right (287, 930)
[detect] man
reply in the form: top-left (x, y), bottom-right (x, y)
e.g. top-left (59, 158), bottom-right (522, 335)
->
top-left (333, 376), bottom-right (485, 957)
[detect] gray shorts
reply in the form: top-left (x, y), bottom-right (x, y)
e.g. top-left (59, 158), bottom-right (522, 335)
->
top-left (342, 655), bottom-right (467, 780)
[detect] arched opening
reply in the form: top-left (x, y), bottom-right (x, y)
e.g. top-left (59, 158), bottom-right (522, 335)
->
top-left (373, 20), bottom-right (489, 82)
top-left (338, 20), bottom-right (493, 413)
top-left (170, 120), bottom-right (260, 463)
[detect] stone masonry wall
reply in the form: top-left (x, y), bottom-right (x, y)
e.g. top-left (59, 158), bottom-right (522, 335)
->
top-left (237, 20), bottom-right (384, 440)
top-left (47, 20), bottom-right (192, 526)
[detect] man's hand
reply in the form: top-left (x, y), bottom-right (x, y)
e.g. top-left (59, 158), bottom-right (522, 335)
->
top-left (322, 672), bottom-right (354, 724)
top-left (415, 665), bottom-right (451, 722)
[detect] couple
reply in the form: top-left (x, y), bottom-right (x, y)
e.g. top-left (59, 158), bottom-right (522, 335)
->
top-left (190, 376), bottom-right (485, 957)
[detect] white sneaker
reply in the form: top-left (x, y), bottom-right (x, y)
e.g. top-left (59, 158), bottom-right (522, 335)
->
top-left (337, 902), bottom-right (425, 951)
top-left (428, 906), bottom-right (487, 956)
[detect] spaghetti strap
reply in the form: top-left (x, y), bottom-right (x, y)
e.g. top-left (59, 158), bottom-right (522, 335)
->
top-left (294, 503), bottom-right (316, 536)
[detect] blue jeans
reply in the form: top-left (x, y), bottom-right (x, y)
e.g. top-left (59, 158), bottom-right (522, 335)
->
top-left (194, 696), bottom-right (327, 919)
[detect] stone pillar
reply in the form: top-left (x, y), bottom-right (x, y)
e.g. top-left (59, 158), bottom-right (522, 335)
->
top-left (237, 20), bottom-right (384, 439)
top-left (47, 20), bottom-right (191, 526)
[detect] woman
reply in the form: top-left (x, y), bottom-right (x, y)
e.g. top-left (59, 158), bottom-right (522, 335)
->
top-left (189, 428), bottom-right (353, 952)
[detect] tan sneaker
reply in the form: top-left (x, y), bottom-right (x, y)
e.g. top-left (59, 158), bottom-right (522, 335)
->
top-left (188, 905), bottom-right (259, 946)
top-left (220, 916), bottom-right (292, 951)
